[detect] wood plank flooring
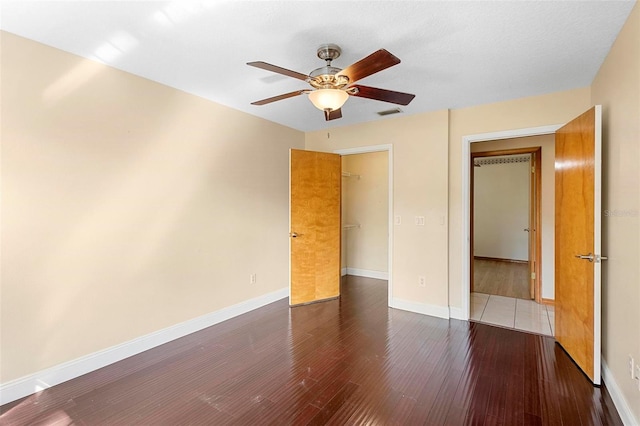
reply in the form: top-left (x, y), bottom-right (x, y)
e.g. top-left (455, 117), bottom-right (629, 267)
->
top-left (1, 276), bottom-right (621, 425)
top-left (474, 258), bottom-right (531, 299)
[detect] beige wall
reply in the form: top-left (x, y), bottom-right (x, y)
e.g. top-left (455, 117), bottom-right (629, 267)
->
top-left (448, 87), bottom-right (592, 310)
top-left (472, 135), bottom-right (556, 299)
top-left (341, 152), bottom-right (389, 274)
top-left (0, 32), bottom-right (304, 382)
top-left (307, 111), bottom-right (449, 311)
top-left (592, 3), bottom-right (640, 421)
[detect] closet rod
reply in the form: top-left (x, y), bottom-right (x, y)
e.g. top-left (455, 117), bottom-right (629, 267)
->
top-left (343, 224), bottom-right (361, 230)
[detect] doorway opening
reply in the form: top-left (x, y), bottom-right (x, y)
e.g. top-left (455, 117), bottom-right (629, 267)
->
top-left (334, 145), bottom-right (393, 306)
top-left (461, 126), bottom-right (561, 332)
top-left (470, 144), bottom-right (554, 335)
top-left (471, 148), bottom-right (540, 302)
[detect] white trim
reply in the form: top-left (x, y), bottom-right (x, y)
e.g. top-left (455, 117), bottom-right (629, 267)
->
top-left (288, 149), bottom-right (293, 303)
top-left (449, 307), bottom-right (466, 320)
top-left (334, 144), bottom-right (394, 308)
top-left (345, 268), bottom-right (389, 280)
top-left (0, 288), bottom-right (288, 406)
top-left (593, 105), bottom-right (603, 386)
top-left (460, 125), bottom-right (562, 322)
top-left (341, 267), bottom-right (348, 276)
top-left (388, 147), bottom-right (394, 306)
top-left (602, 358), bottom-right (638, 426)
top-left (391, 298), bottom-right (450, 319)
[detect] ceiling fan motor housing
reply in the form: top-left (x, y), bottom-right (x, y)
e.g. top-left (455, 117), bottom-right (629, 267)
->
top-left (308, 44), bottom-right (350, 90)
top-left (308, 66), bottom-right (349, 89)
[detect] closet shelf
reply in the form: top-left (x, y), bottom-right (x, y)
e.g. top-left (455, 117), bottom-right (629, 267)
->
top-left (343, 224), bottom-right (361, 230)
top-left (342, 171), bottom-right (361, 179)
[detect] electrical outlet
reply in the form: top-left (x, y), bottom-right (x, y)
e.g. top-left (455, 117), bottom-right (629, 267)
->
top-left (395, 215), bottom-right (402, 225)
top-left (630, 355), bottom-right (635, 379)
top-left (415, 216), bottom-right (425, 226)
top-left (418, 276), bottom-right (426, 287)
top-left (250, 273), bottom-right (257, 285)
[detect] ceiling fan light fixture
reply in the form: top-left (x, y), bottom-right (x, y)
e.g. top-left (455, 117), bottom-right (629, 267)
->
top-left (308, 89), bottom-right (349, 111)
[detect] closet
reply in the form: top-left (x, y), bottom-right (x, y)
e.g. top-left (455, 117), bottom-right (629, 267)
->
top-left (341, 151), bottom-right (388, 279)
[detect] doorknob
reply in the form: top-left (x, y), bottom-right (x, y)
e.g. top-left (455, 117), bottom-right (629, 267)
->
top-left (575, 253), bottom-right (595, 262)
top-left (575, 253), bottom-right (608, 263)
top-left (290, 232), bottom-right (302, 238)
top-left (524, 228), bottom-right (530, 232)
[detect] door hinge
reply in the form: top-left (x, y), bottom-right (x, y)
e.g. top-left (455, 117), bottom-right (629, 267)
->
top-left (531, 272), bottom-right (536, 280)
top-left (532, 166), bottom-right (535, 173)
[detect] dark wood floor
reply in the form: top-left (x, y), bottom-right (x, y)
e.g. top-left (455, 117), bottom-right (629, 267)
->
top-left (474, 258), bottom-right (531, 300)
top-left (1, 276), bottom-right (621, 425)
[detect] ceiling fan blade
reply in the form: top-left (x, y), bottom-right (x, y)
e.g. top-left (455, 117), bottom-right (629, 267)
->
top-left (251, 90), bottom-right (307, 106)
top-left (247, 61), bottom-right (308, 81)
top-left (350, 85), bottom-right (415, 106)
top-left (324, 108), bottom-right (343, 121)
top-left (337, 49), bottom-right (401, 83)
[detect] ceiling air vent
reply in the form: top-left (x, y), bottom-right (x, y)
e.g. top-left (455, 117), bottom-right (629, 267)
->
top-left (377, 108), bottom-right (402, 116)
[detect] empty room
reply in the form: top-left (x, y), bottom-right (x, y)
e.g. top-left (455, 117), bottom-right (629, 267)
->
top-left (1, 1), bottom-right (639, 424)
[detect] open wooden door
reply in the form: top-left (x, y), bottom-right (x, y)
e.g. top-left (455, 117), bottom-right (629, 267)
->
top-left (289, 149), bottom-right (341, 306)
top-left (555, 105), bottom-right (603, 385)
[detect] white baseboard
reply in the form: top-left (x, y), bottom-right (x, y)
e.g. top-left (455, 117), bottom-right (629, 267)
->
top-left (449, 307), bottom-right (468, 320)
top-left (0, 287), bottom-right (288, 406)
top-left (341, 267), bottom-right (347, 276)
top-left (345, 268), bottom-right (389, 280)
top-left (602, 358), bottom-right (639, 426)
top-left (390, 298), bottom-right (450, 319)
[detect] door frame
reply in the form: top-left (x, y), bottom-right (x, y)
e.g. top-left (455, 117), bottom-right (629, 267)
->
top-left (461, 125), bottom-right (561, 319)
top-left (334, 144), bottom-right (393, 307)
top-left (471, 147), bottom-right (542, 302)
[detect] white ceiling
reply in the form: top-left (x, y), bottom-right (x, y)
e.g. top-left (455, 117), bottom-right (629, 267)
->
top-left (0, 1), bottom-right (635, 132)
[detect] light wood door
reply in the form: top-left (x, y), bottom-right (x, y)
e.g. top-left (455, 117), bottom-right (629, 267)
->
top-left (289, 149), bottom-right (341, 306)
top-left (555, 106), bottom-right (602, 385)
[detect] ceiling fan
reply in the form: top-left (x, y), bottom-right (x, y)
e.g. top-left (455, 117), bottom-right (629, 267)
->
top-left (247, 44), bottom-right (415, 121)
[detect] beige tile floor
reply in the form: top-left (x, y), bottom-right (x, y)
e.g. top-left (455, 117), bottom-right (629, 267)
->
top-left (471, 292), bottom-right (554, 336)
